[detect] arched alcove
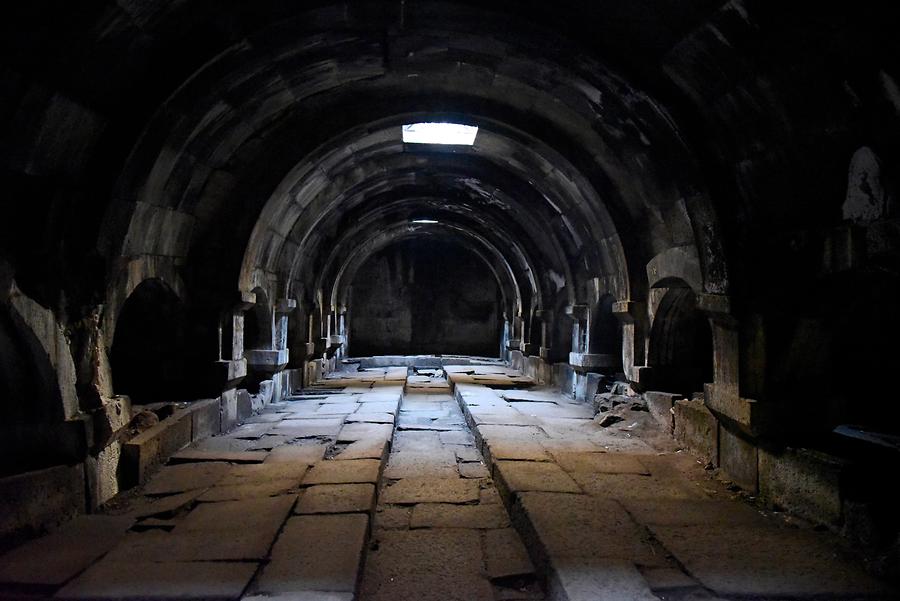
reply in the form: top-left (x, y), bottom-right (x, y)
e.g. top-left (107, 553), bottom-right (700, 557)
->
top-left (591, 294), bottom-right (623, 373)
top-left (648, 287), bottom-right (714, 396)
top-left (110, 279), bottom-right (188, 404)
top-left (244, 287), bottom-right (273, 352)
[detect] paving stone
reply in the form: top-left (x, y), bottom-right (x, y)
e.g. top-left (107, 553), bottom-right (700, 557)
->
top-left (570, 472), bottom-right (706, 500)
top-left (410, 503), bottom-right (510, 529)
top-left (296, 484), bottom-right (375, 514)
top-left (487, 441), bottom-right (551, 462)
top-left (180, 494), bottom-right (297, 533)
top-left (243, 413), bottom-right (286, 423)
top-left (219, 462), bottom-right (308, 485)
top-left (480, 488), bottom-right (502, 505)
top-left (143, 462), bottom-right (231, 495)
top-left (392, 430), bottom-right (442, 452)
top-left (169, 449), bottom-right (269, 464)
top-left (494, 461), bottom-right (581, 495)
top-left (255, 514), bottom-right (368, 594)
top-left (337, 422), bottom-right (393, 442)
top-left (126, 489), bottom-right (205, 519)
top-left (334, 438), bottom-right (388, 460)
top-left (345, 412), bottom-right (395, 423)
top-left (552, 452), bottom-right (650, 475)
top-left (440, 430), bottom-right (476, 445)
top-left (381, 477), bottom-right (480, 504)
top-left (304, 459), bottom-right (381, 484)
top-left (246, 435), bottom-right (292, 450)
top-left (483, 528), bottom-right (534, 579)
top-left (359, 529), bottom-right (493, 601)
top-left (459, 462), bottom-right (491, 479)
top-left (375, 506), bottom-right (411, 529)
top-left (106, 527), bottom-right (277, 562)
top-left (356, 402), bottom-right (400, 415)
top-left (197, 479), bottom-right (300, 501)
top-left (478, 425), bottom-right (547, 442)
top-left (650, 523), bottom-right (891, 597)
top-left (516, 492), bottom-right (665, 566)
top-left (448, 445), bottom-right (482, 462)
top-left (0, 516), bottom-right (133, 586)
top-left (539, 439), bottom-right (604, 453)
top-left (550, 559), bottom-right (659, 601)
top-left (509, 401), bottom-right (594, 419)
top-left (383, 450), bottom-right (458, 479)
top-left (620, 499), bottom-right (768, 527)
top-left (55, 559), bottom-right (258, 600)
top-left (190, 436), bottom-right (256, 452)
top-left (266, 443), bottom-right (329, 464)
top-left (274, 418), bottom-right (344, 438)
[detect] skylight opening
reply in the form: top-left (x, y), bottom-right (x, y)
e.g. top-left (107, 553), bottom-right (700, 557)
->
top-left (402, 122), bottom-right (478, 145)
top-left (411, 219), bottom-right (439, 224)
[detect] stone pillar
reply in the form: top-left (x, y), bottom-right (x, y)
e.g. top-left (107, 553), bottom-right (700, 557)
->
top-left (612, 300), bottom-right (648, 385)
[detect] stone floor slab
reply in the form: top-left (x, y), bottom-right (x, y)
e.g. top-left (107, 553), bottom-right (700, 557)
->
top-left (0, 516), bottom-right (133, 586)
top-left (266, 443), bottom-right (329, 464)
top-left (381, 477), bottom-right (480, 504)
top-left (143, 462), bottom-right (231, 495)
top-left (383, 450), bottom-right (458, 479)
top-left (550, 559), bottom-right (659, 601)
top-left (410, 503), bottom-right (510, 529)
top-left (359, 529), bottom-right (493, 601)
top-left (303, 459), bottom-right (381, 485)
top-left (334, 438), bottom-right (389, 461)
top-left (494, 461), bottom-right (581, 495)
top-left (459, 462), bottom-right (491, 479)
top-left (55, 559), bottom-right (257, 600)
top-left (170, 449), bottom-right (269, 464)
top-left (296, 484), bottom-right (376, 514)
top-left (551, 452), bottom-right (650, 475)
top-left (483, 528), bottom-right (534, 579)
top-left (337, 423), bottom-right (393, 443)
top-left (254, 514), bottom-right (368, 594)
top-left (197, 478), bottom-right (300, 501)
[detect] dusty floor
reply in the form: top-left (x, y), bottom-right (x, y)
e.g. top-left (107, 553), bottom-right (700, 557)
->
top-left (0, 361), bottom-right (896, 600)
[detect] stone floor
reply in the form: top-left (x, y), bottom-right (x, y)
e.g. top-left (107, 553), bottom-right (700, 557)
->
top-left (0, 361), bottom-right (896, 601)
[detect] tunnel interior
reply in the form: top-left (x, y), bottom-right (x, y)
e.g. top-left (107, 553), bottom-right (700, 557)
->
top-left (348, 237), bottom-right (502, 358)
top-left (1, 0), bottom-right (900, 595)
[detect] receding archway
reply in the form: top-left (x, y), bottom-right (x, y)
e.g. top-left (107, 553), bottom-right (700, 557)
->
top-left (110, 279), bottom-right (188, 404)
top-left (347, 238), bottom-right (502, 357)
top-left (648, 287), bottom-right (714, 396)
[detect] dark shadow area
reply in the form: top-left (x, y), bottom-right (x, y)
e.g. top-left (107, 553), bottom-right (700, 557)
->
top-left (110, 279), bottom-right (189, 404)
top-left (648, 287), bottom-right (714, 396)
top-left (348, 238), bottom-right (501, 357)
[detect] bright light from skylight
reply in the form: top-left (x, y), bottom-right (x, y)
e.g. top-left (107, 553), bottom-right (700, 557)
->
top-left (411, 219), bottom-right (439, 224)
top-left (402, 122), bottom-right (478, 145)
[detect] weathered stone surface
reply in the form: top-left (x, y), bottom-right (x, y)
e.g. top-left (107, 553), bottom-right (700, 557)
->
top-left (550, 559), bottom-right (659, 601)
top-left (450, 445), bottom-right (482, 462)
top-left (392, 430), bottom-right (442, 452)
top-left (337, 422), bottom-right (393, 442)
top-left (197, 479), bottom-right (299, 501)
top-left (296, 484), bottom-right (375, 514)
top-left (255, 514), bottom-right (368, 594)
top-left (219, 462), bottom-right (308, 485)
top-left (458, 462), bottom-right (491, 479)
top-left (143, 462), bottom-right (231, 495)
top-left (126, 489), bottom-right (205, 519)
top-left (638, 566), bottom-right (699, 591)
top-left (266, 443), bottom-right (329, 464)
top-left (620, 499), bottom-right (767, 527)
top-left (274, 417), bottom-right (344, 438)
top-left (439, 430), bottom-right (476, 445)
top-left (383, 450), bottom-right (458, 479)
top-left (483, 528), bottom-right (534, 579)
top-left (551, 452), bottom-right (650, 475)
top-left (0, 516), bottom-right (132, 586)
top-left (758, 447), bottom-right (845, 527)
top-left (478, 425), bottom-right (547, 442)
top-left (0, 464), bottom-right (86, 542)
top-left (515, 493), bottom-right (664, 566)
top-left (410, 503), bottom-right (510, 529)
top-left (55, 559), bottom-right (258, 600)
top-left (334, 438), bottom-right (389, 461)
top-left (494, 461), bottom-right (581, 495)
top-left (243, 593), bottom-right (352, 601)
top-left (509, 401), bottom-right (594, 419)
top-left (673, 398), bottom-right (717, 462)
top-left (304, 459), bottom-right (381, 485)
top-left (359, 529), bottom-right (493, 601)
top-left (180, 495), bottom-right (296, 533)
top-left (570, 472), bottom-right (705, 500)
top-left (381, 477), bottom-right (480, 504)
top-left (486, 441), bottom-right (550, 462)
top-left (718, 424), bottom-right (758, 493)
top-left (345, 412), bottom-right (395, 423)
top-left (650, 523), bottom-right (891, 597)
top-left (375, 506), bottom-right (411, 529)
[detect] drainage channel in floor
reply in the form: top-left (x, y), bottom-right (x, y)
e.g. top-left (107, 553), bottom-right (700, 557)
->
top-left (358, 366), bottom-right (545, 601)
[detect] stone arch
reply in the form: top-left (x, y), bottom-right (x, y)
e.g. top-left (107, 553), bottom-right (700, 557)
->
top-left (109, 278), bottom-right (189, 404)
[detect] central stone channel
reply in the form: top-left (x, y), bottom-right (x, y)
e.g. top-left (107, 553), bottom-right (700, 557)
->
top-left (358, 368), bottom-right (541, 601)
